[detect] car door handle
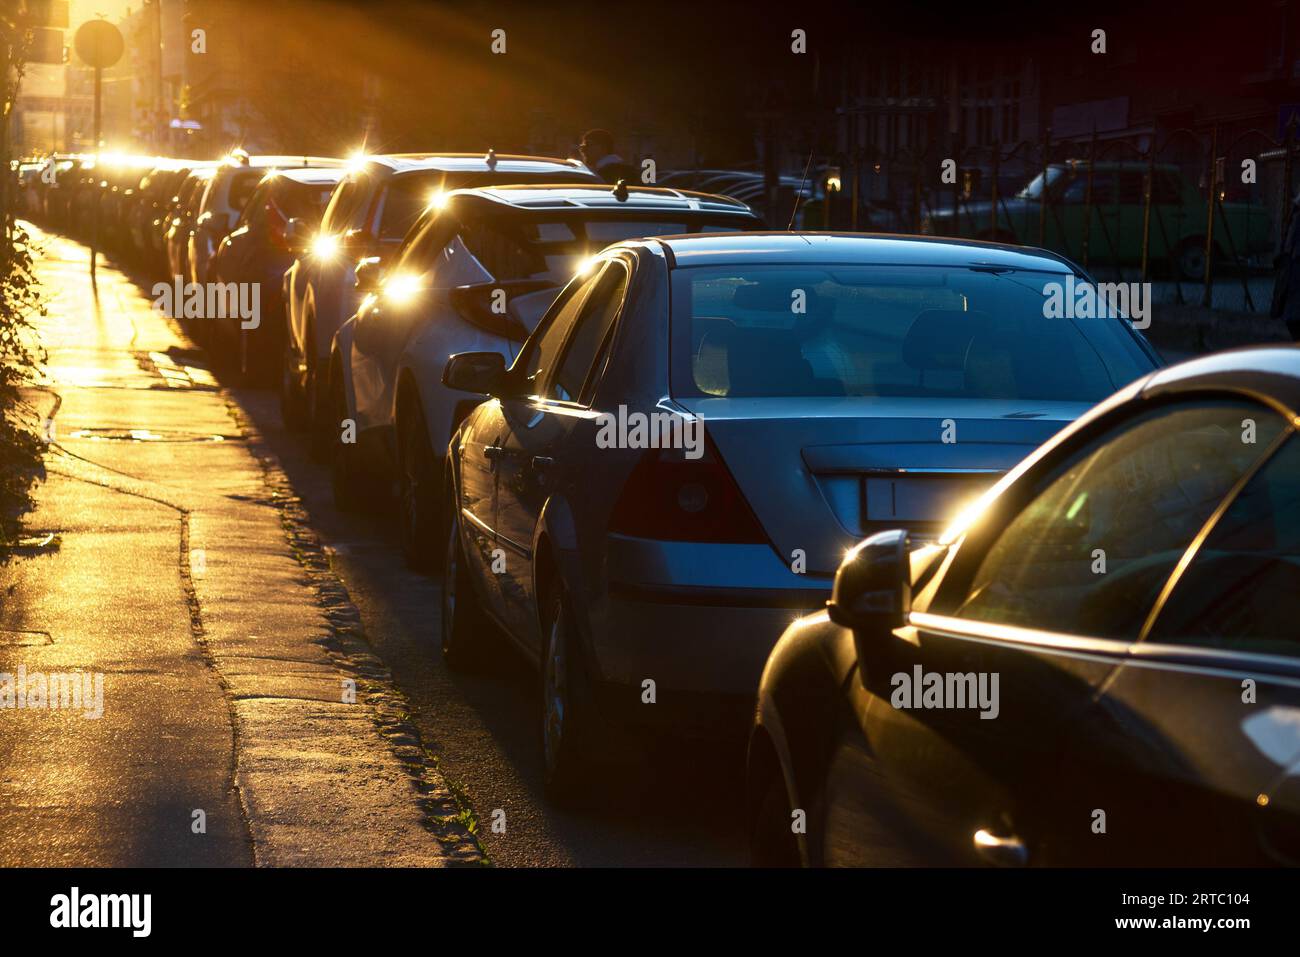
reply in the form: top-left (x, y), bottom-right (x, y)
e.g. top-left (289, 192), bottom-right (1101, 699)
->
top-left (530, 456), bottom-right (555, 472)
top-left (973, 828), bottom-right (1028, 867)
top-left (483, 445), bottom-right (504, 461)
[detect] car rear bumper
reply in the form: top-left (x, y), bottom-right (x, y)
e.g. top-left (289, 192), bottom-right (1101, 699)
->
top-left (589, 537), bottom-right (831, 734)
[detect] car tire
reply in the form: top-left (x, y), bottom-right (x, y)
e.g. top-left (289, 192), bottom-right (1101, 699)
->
top-left (540, 584), bottom-right (600, 805)
top-left (1176, 238), bottom-right (1211, 281)
top-left (750, 772), bottom-right (801, 867)
top-left (330, 369), bottom-right (366, 512)
top-left (440, 486), bottom-right (490, 671)
top-left (280, 337), bottom-right (308, 432)
top-left (398, 399), bottom-right (442, 572)
top-left (306, 329), bottom-right (333, 462)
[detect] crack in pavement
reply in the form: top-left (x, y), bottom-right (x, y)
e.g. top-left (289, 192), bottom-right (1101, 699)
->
top-left (42, 449), bottom-right (259, 865)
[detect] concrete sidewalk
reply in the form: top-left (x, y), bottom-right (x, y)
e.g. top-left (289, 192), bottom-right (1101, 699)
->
top-left (0, 228), bottom-right (479, 866)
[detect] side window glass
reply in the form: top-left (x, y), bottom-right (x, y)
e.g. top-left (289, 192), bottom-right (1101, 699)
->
top-left (236, 183), bottom-right (268, 229)
top-left (955, 401), bottom-right (1285, 640)
top-left (1153, 172), bottom-right (1182, 205)
top-left (394, 217), bottom-right (452, 275)
top-left (1087, 172), bottom-right (1118, 205)
top-left (547, 263), bottom-right (628, 403)
top-left (1149, 435), bottom-right (1300, 657)
top-left (459, 218), bottom-right (545, 281)
top-left (1060, 175), bottom-right (1088, 204)
top-left (521, 269), bottom-right (603, 395)
top-left (320, 179), bottom-right (354, 232)
top-left (1117, 172), bottom-right (1146, 205)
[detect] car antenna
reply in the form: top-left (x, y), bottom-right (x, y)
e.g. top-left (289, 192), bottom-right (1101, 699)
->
top-left (485, 148), bottom-right (497, 170)
top-left (612, 178), bottom-right (630, 202)
top-left (787, 147), bottom-right (815, 230)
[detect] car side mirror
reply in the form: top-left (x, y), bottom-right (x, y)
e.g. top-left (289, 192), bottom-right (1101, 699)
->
top-left (827, 529), bottom-right (912, 647)
top-left (443, 351), bottom-right (508, 395)
top-left (355, 256), bottom-right (384, 292)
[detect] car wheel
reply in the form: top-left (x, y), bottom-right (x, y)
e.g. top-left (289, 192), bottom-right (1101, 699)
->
top-left (440, 486), bottom-right (490, 671)
top-left (306, 331), bottom-right (332, 462)
top-left (540, 585), bottom-right (599, 804)
top-left (398, 400), bottom-right (442, 571)
top-left (750, 772), bottom-right (801, 867)
top-left (280, 337), bottom-right (307, 431)
top-left (1176, 238), bottom-right (1209, 281)
top-left (330, 370), bottom-right (366, 512)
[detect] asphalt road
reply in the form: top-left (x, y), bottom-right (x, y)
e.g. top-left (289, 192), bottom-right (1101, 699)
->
top-left (229, 382), bottom-right (750, 866)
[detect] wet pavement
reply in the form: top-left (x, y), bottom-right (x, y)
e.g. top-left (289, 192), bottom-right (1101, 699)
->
top-left (0, 229), bottom-right (478, 867)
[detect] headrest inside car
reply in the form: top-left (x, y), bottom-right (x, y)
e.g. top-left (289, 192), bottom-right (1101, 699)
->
top-left (902, 309), bottom-right (992, 371)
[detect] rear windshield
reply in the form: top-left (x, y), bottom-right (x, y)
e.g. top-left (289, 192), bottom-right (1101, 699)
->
top-left (452, 213), bottom-right (753, 285)
top-left (227, 170), bottom-right (263, 214)
top-left (377, 169), bottom-right (598, 240)
top-left (272, 179), bottom-right (337, 224)
top-left (669, 264), bottom-right (1154, 401)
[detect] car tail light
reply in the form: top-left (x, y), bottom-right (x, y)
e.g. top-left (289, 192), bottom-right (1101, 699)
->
top-left (608, 436), bottom-right (768, 544)
top-left (448, 279), bottom-right (557, 342)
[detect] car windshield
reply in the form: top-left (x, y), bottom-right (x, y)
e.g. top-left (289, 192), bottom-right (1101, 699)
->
top-left (669, 263), bottom-right (1154, 401)
top-left (1016, 166), bottom-right (1067, 200)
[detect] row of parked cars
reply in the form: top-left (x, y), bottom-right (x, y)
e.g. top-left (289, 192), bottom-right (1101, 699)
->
top-left (16, 147), bottom-right (1300, 867)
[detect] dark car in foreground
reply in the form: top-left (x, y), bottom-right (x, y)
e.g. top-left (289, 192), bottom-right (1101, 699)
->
top-left (439, 232), bottom-right (1156, 802)
top-left (749, 346), bottom-right (1300, 867)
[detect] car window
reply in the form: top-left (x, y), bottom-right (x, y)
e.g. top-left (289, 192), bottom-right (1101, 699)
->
top-left (547, 262), bottom-right (628, 403)
top-left (273, 179), bottom-right (337, 225)
top-left (1117, 171), bottom-right (1146, 205)
top-left (1153, 171), bottom-right (1183, 205)
top-left (520, 270), bottom-right (603, 396)
top-left (378, 176), bottom-right (442, 240)
top-left (1147, 434), bottom-right (1300, 657)
top-left (459, 217), bottom-right (546, 282)
top-left (669, 263), bottom-right (1153, 401)
top-left (228, 170), bottom-right (263, 215)
top-left (321, 177), bottom-right (362, 233)
top-left (954, 401), bottom-right (1285, 640)
top-left (236, 182), bottom-right (272, 229)
top-left (393, 215), bottom-right (453, 275)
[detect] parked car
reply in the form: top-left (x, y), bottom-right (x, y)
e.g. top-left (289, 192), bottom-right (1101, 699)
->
top-left (38, 154), bottom-right (84, 227)
top-left (129, 161), bottom-right (190, 270)
top-left (923, 160), bottom-right (1274, 279)
top-left (748, 346), bottom-right (1300, 867)
top-left (96, 155), bottom-right (155, 251)
top-left (437, 232), bottom-right (1158, 801)
top-left (282, 152), bottom-right (600, 451)
top-left (165, 167), bottom-right (217, 284)
top-left (188, 152), bottom-right (343, 290)
top-left (208, 166), bottom-right (346, 378)
top-left (330, 183), bottom-right (764, 570)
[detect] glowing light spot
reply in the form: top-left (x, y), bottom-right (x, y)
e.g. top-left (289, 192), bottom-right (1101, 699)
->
top-left (383, 273), bottom-right (423, 306)
top-left (312, 233), bottom-right (341, 261)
